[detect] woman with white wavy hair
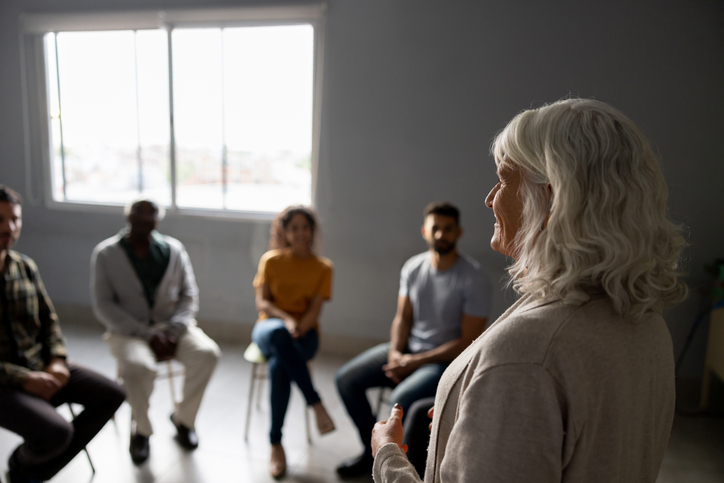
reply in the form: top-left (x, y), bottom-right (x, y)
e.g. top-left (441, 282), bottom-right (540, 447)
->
top-left (371, 98), bottom-right (687, 483)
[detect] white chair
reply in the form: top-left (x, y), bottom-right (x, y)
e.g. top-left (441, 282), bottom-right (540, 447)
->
top-left (158, 360), bottom-right (184, 410)
top-left (243, 342), bottom-right (311, 443)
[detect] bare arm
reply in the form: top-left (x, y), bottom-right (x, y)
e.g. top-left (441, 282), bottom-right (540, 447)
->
top-left (388, 296), bottom-right (413, 361)
top-left (256, 284), bottom-right (327, 339)
top-left (296, 294), bottom-right (326, 338)
top-left (256, 283), bottom-right (296, 323)
top-left (408, 314), bottom-right (486, 365)
top-left (384, 314), bottom-right (487, 383)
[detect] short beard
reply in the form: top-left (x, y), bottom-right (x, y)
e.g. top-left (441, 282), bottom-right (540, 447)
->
top-left (432, 242), bottom-right (455, 256)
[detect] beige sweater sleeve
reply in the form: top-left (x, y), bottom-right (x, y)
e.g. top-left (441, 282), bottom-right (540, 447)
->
top-left (373, 443), bottom-right (423, 483)
top-left (374, 363), bottom-right (565, 483)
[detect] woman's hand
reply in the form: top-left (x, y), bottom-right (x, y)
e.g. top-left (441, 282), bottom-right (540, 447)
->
top-left (372, 403), bottom-right (408, 457)
top-left (293, 315), bottom-right (316, 339)
top-left (283, 316), bottom-right (300, 337)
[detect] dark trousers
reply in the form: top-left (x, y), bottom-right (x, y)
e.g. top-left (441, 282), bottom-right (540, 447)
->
top-left (0, 362), bottom-right (126, 480)
top-left (402, 396), bottom-right (435, 480)
top-left (335, 342), bottom-right (447, 456)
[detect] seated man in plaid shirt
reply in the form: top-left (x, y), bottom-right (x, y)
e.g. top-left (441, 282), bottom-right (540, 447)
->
top-left (0, 185), bottom-right (126, 483)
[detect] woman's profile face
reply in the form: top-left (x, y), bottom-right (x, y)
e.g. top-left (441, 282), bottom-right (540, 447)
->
top-left (284, 212), bottom-right (314, 252)
top-left (485, 164), bottom-right (524, 259)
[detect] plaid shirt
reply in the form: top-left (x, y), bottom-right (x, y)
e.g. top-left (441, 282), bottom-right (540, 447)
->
top-left (0, 250), bottom-right (66, 388)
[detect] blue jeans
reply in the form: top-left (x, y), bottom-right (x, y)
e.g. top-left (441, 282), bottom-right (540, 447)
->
top-left (335, 342), bottom-right (447, 456)
top-left (252, 319), bottom-right (321, 444)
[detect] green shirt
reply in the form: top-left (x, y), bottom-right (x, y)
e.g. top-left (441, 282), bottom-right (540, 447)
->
top-left (119, 230), bottom-right (171, 310)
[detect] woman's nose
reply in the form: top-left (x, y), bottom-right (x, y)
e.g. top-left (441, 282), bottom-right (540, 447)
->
top-left (485, 185), bottom-right (498, 208)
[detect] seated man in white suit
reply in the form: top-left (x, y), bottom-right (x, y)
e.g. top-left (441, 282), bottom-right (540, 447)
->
top-left (90, 200), bottom-right (220, 464)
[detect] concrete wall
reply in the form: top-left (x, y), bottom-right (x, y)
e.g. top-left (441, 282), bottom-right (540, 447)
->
top-left (1, 0), bottom-right (722, 374)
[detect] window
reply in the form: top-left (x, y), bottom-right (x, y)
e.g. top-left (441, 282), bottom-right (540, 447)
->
top-left (22, 7), bottom-right (324, 217)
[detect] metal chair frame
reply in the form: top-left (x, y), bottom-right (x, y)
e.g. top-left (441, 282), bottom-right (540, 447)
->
top-left (65, 403), bottom-right (96, 475)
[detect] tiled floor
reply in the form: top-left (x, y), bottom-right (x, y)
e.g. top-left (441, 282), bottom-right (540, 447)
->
top-left (1, 323), bottom-right (724, 482)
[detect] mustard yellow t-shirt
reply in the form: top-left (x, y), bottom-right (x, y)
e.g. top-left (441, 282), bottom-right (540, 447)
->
top-left (253, 248), bottom-right (333, 325)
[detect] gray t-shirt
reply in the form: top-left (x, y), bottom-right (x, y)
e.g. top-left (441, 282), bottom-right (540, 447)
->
top-left (399, 251), bottom-right (491, 353)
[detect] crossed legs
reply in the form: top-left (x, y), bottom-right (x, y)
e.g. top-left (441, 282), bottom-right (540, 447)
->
top-left (251, 319), bottom-right (323, 444)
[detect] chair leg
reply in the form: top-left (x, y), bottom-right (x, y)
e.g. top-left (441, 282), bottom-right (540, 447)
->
top-left (166, 360), bottom-right (180, 410)
top-left (244, 363), bottom-right (258, 442)
top-left (305, 405), bottom-right (311, 444)
top-left (256, 368), bottom-right (265, 409)
top-left (66, 404), bottom-right (96, 475)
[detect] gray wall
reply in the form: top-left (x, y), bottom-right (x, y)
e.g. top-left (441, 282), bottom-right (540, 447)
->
top-left (1, 0), bottom-right (722, 376)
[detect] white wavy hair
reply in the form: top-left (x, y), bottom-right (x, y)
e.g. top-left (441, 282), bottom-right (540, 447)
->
top-left (492, 98), bottom-right (687, 320)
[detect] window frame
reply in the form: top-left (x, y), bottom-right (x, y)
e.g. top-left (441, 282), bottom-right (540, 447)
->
top-left (20, 5), bottom-right (326, 221)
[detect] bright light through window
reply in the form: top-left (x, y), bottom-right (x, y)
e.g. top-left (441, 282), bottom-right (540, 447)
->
top-left (45, 24), bottom-right (314, 213)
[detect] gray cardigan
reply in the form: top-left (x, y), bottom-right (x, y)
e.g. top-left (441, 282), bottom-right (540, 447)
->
top-left (374, 294), bottom-right (675, 483)
top-left (90, 232), bottom-right (199, 341)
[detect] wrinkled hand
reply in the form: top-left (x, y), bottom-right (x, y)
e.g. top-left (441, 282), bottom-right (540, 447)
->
top-left (372, 403), bottom-right (408, 457)
top-left (150, 330), bottom-right (178, 362)
top-left (45, 358), bottom-right (70, 387)
top-left (382, 354), bottom-right (417, 384)
top-left (22, 371), bottom-right (63, 400)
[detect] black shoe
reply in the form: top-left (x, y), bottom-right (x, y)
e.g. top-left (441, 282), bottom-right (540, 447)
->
top-left (7, 449), bottom-right (44, 483)
top-left (129, 434), bottom-right (150, 464)
top-left (6, 469), bottom-right (43, 483)
top-left (171, 414), bottom-right (199, 449)
top-left (336, 452), bottom-right (374, 478)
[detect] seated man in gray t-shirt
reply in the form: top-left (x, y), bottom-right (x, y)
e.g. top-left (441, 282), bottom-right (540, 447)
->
top-left (335, 201), bottom-right (491, 477)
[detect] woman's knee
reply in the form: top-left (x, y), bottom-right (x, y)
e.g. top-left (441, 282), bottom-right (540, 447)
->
top-left (268, 325), bottom-right (293, 350)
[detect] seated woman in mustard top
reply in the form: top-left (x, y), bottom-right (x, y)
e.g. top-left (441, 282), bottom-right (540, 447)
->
top-left (252, 205), bottom-right (336, 478)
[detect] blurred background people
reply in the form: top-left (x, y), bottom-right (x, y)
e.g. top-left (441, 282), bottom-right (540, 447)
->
top-left (0, 185), bottom-right (125, 483)
top-left (336, 202), bottom-right (491, 478)
top-left (251, 205), bottom-right (335, 479)
top-left (91, 200), bottom-right (220, 464)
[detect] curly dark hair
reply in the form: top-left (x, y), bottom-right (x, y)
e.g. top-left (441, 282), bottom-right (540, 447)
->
top-left (269, 205), bottom-right (320, 251)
